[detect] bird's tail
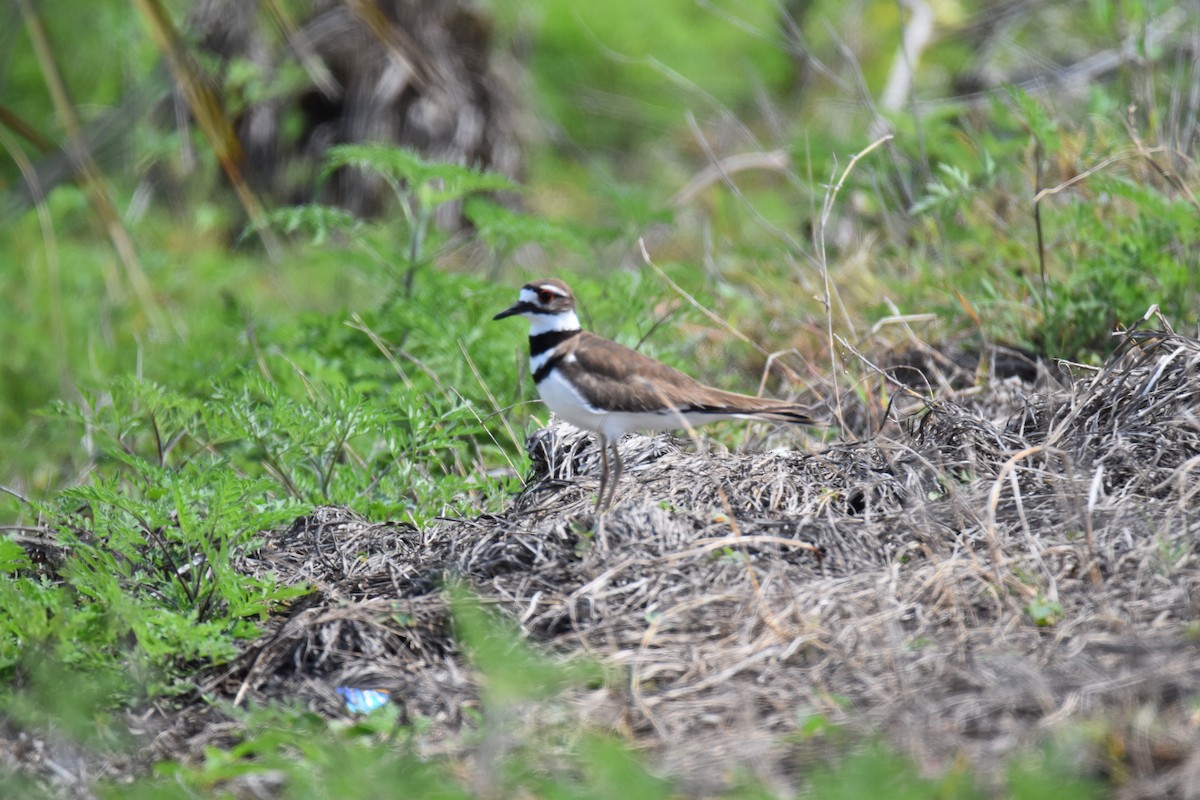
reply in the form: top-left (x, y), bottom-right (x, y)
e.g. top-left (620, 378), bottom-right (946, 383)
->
top-left (692, 392), bottom-right (816, 426)
top-left (743, 405), bottom-right (815, 425)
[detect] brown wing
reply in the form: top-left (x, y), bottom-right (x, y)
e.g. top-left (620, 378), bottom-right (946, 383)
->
top-left (566, 333), bottom-right (813, 424)
top-left (564, 332), bottom-right (713, 413)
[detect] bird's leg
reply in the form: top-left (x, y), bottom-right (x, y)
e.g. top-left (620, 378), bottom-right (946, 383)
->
top-left (595, 435), bottom-right (609, 511)
top-left (603, 437), bottom-right (624, 511)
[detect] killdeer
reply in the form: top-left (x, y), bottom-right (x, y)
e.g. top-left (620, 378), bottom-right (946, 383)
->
top-left (494, 278), bottom-right (814, 510)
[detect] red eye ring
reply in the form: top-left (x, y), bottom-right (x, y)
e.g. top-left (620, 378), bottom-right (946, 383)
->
top-left (537, 290), bottom-right (553, 304)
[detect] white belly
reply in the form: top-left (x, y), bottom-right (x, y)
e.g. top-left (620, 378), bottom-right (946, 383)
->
top-left (535, 366), bottom-right (731, 440)
top-left (536, 367), bottom-right (610, 432)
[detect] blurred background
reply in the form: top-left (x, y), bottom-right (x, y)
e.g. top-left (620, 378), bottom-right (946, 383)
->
top-left (2, 0), bottom-right (1199, 514)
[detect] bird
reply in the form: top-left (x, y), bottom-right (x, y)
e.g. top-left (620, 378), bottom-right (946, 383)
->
top-left (494, 278), bottom-right (815, 510)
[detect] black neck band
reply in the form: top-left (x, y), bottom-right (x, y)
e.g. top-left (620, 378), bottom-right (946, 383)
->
top-left (528, 328), bottom-right (581, 357)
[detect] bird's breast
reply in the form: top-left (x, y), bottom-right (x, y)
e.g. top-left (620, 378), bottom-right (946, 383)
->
top-left (534, 364), bottom-right (608, 433)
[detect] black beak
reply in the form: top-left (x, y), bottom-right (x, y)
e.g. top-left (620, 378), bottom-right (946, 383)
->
top-left (493, 301), bottom-right (530, 321)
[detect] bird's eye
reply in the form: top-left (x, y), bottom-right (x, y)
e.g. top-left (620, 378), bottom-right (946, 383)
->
top-left (537, 290), bottom-right (554, 304)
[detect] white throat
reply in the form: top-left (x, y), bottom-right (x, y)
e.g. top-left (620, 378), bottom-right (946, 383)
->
top-left (527, 310), bottom-right (581, 336)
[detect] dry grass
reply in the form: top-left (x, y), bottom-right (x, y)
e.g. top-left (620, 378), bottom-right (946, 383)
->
top-left (141, 330), bottom-right (1200, 797)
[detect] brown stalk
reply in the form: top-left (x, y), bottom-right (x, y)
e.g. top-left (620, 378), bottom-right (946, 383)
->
top-left (17, 0), bottom-right (165, 333)
top-left (130, 0), bottom-right (281, 259)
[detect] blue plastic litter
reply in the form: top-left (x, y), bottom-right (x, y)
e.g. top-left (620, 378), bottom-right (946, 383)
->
top-left (336, 686), bottom-right (390, 714)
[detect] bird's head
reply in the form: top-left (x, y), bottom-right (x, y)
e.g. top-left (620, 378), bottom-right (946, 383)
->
top-left (493, 278), bottom-right (581, 334)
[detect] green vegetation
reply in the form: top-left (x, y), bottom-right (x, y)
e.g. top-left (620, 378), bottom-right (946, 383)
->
top-left (2, 0), bottom-right (1196, 796)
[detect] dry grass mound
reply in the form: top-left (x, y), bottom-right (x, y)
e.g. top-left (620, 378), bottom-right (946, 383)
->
top-left (169, 331), bottom-right (1200, 797)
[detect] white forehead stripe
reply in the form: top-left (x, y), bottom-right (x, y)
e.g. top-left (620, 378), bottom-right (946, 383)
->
top-left (522, 284), bottom-right (567, 300)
